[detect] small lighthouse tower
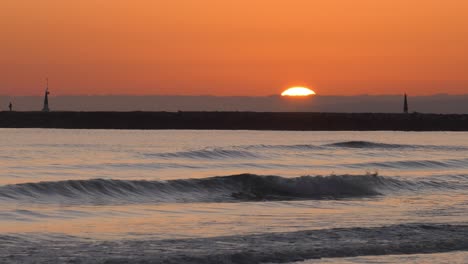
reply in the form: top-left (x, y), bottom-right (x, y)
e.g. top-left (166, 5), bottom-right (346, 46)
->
top-left (42, 78), bottom-right (50, 112)
top-left (403, 93), bottom-right (408, 114)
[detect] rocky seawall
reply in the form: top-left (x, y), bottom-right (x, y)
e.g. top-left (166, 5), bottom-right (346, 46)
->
top-left (1, 111), bottom-right (468, 131)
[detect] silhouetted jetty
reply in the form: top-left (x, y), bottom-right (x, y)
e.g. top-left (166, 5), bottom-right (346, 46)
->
top-left (0, 112), bottom-right (468, 131)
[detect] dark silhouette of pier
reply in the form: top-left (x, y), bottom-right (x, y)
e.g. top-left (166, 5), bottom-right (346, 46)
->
top-left (0, 111), bottom-right (467, 131)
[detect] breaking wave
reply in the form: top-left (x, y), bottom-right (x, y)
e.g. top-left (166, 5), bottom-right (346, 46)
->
top-left (0, 174), bottom-right (450, 205)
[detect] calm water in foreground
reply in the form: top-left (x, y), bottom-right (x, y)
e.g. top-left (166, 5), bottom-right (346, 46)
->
top-left (1, 129), bottom-right (468, 263)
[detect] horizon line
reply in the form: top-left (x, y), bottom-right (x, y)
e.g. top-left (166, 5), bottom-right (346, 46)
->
top-left (0, 93), bottom-right (466, 97)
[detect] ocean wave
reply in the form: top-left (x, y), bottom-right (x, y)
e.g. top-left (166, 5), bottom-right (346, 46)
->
top-left (242, 144), bottom-right (324, 151)
top-left (236, 141), bottom-right (467, 152)
top-left (0, 174), bottom-right (408, 205)
top-left (142, 142), bottom-right (467, 161)
top-left (2, 224), bottom-right (468, 263)
top-left (326, 140), bottom-right (468, 151)
top-left (345, 158), bottom-right (468, 169)
top-left (145, 149), bottom-right (260, 160)
top-left (326, 141), bottom-right (418, 149)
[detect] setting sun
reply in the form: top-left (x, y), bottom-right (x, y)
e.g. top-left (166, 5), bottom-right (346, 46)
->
top-left (281, 87), bottom-right (316, 97)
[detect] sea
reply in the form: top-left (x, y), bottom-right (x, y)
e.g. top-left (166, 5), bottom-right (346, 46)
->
top-left (1, 129), bottom-right (468, 263)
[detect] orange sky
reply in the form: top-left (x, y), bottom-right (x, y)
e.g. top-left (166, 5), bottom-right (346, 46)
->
top-left (1, 0), bottom-right (468, 96)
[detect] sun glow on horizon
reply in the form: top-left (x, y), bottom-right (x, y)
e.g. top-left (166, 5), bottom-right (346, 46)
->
top-left (281, 87), bottom-right (316, 97)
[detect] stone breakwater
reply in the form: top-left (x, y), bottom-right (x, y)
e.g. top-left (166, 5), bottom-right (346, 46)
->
top-left (1, 111), bottom-right (468, 131)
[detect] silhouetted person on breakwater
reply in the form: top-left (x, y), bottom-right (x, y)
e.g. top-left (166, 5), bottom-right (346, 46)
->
top-left (8, 102), bottom-right (12, 112)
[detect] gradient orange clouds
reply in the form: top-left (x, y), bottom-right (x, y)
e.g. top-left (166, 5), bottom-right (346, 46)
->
top-left (1, 0), bottom-right (468, 96)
